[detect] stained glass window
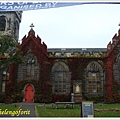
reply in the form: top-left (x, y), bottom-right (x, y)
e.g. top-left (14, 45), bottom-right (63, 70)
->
top-left (85, 62), bottom-right (103, 93)
top-left (51, 62), bottom-right (71, 94)
top-left (25, 53), bottom-right (37, 79)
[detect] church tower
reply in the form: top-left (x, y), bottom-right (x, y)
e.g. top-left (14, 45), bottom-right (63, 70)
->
top-left (0, 11), bottom-right (22, 42)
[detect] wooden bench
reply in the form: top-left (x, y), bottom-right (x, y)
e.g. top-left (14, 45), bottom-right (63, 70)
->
top-left (55, 102), bottom-right (75, 109)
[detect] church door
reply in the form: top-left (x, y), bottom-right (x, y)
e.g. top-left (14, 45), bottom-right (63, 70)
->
top-left (25, 85), bottom-right (34, 102)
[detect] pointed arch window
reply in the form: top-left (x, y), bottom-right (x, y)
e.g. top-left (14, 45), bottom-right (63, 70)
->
top-left (17, 52), bottom-right (39, 81)
top-left (0, 16), bottom-right (6, 31)
top-left (26, 58), bottom-right (35, 78)
top-left (25, 52), bottom-right (37, 79)
top-left (85, 62), bottom-right (103, 93)
top-left (51, 62), bottom-right (71, 94)
top-left (2, 68), bottom-right (9, 92)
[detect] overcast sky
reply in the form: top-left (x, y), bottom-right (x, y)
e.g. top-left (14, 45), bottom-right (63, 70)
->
top-left (19, 3), bottom-right (120, 48)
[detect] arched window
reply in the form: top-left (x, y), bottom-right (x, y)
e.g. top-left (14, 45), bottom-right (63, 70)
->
top-left (26, 53), bottom-right (36, 79)
top-left (51, 61), bottom-right (71, 94)
top-left (17, 52), bottom-right (39, 81)
top-left (85, 61), bottom-right (104, 94)
top-left (26, 58), bottom-right (35, 78)
top-left (0, 16), bottom-right (6, 31)
top-left (2, 68), bottom-right (9, 92)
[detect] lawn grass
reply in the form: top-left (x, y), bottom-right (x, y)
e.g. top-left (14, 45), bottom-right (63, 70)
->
top-left (94, 104), bottom-right (120, 117)
top-left (0, 104), bottom-right (20, 111)
top-left (36, 104), bottom-right (81, 117)
top-left (94, 104), bottom-right (120, 109)
top-left (36, 104), bottom-right (120, 117)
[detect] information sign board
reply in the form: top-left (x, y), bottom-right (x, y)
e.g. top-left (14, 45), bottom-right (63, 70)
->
top-left (81, 101), bottom-right (94, 117)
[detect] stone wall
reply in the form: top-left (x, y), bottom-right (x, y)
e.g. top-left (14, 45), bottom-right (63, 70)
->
top-left (17, 63), bottom-right (40, 81)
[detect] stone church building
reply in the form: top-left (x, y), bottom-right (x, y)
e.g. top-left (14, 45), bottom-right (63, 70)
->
top-left (0, 11), bottom-right (120, 103)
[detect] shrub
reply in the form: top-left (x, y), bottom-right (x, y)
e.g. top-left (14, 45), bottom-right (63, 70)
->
top-left (85, 95), bottom-right (104, 103)
top-left (0, 93), bottom-right (5, 103)
top-left (34, 94), bottom-right (43, 103)
top-left (34, 94), bottom-right (52, 103)
top-left (11, 93), bottom-right (23, 103)
top-left (52, 94), bottom-right (70, 102)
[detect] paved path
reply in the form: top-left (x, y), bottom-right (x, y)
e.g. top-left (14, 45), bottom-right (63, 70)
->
top-left (18, 104), bottom-right (37, 117)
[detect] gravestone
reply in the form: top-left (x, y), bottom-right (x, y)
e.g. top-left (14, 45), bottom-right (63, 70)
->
top-left (73, 84), bottom-right (82, 103)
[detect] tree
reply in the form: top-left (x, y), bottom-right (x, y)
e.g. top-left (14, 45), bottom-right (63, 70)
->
top-left (0, 30), bottom-right (24, 71)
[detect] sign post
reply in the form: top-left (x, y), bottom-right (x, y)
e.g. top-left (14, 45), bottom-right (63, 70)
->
top-left (81, 101), bottom-right (94, 117)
